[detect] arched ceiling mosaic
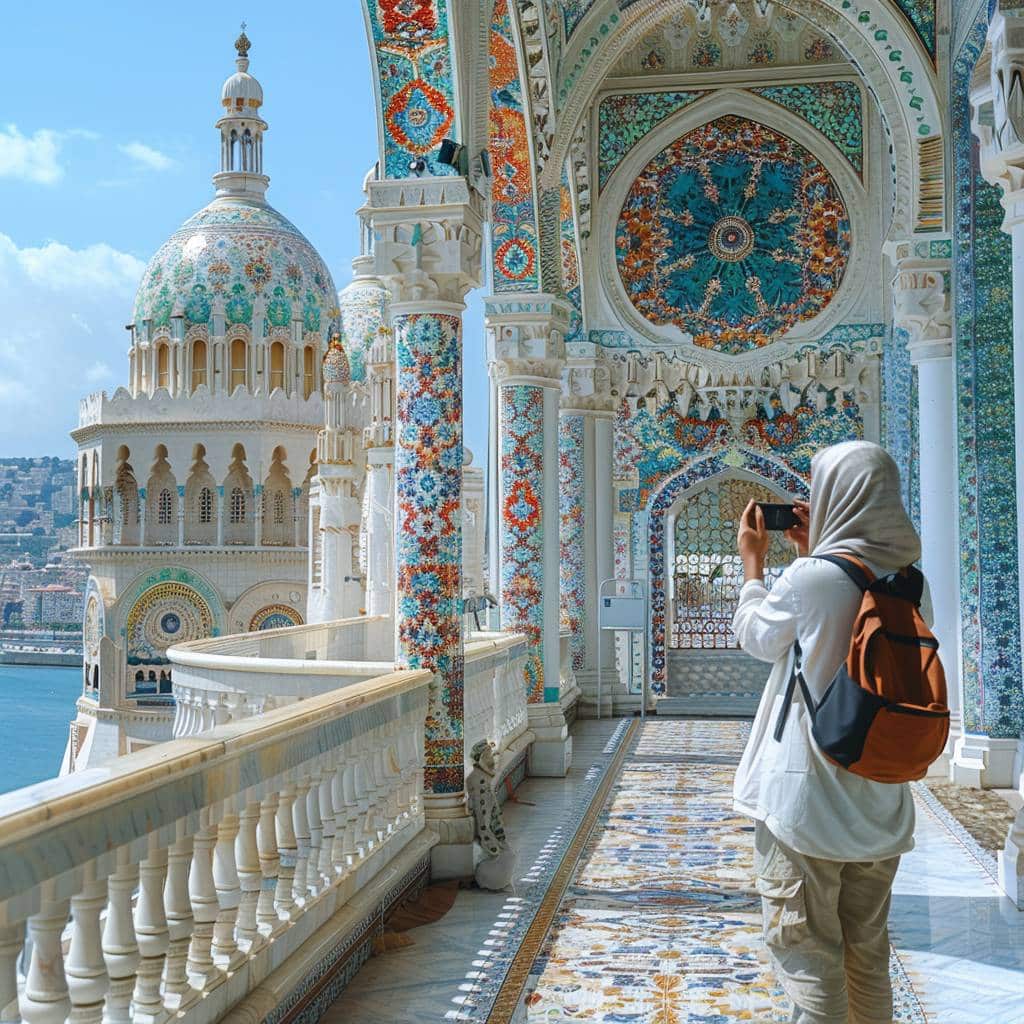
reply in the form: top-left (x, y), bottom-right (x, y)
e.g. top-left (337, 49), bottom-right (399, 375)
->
top-left (365, 0), bottom-right (458, 179)
top-left (615, 115), bottom-right (851, 353)
top-left (598, 81), bottom-right (863, 191)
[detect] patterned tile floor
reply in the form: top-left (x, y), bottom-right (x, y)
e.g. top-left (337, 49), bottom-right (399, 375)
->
top-left (921, 778), bottom-right (1017, 856)
top-left (328, 718), bottom-right (1024, 1023)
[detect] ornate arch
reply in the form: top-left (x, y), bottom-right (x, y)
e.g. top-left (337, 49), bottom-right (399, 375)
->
top-left (645, 451), bottom-right (808, 694)
top-left (361, 1), bottom-right (461, 179)
top-left (541, 0), bottom-right (944, 238)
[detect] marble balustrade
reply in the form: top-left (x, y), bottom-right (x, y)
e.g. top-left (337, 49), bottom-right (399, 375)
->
top-left (0, 667), bottom-right (432, 1024)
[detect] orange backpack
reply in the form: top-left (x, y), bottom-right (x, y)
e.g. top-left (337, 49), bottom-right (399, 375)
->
top-left (773, 554), bottom-right (950, 784)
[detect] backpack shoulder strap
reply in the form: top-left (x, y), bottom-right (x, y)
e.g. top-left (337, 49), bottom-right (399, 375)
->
top-left (812, 553), bottom-right (875, 591)
top-left (773, 640), bottom-right (816, 742)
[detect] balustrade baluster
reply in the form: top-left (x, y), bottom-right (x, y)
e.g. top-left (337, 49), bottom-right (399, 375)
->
top-left (274, 786), bottom-right (298, 920)
top-left (20, 886), bottom-right (71, 1024)
top-left (256, 794), bottom-right (284, 937)
top-left (305, 775), bottom-right (324, 896)
top-left (317, 768), bottom-right (337, 883)
top-left (212, 811), bottom-right (245, 971)
top-left (235, 801), bottom-right (264, 954)
top-left (161, 831), bottom-right (198, 1013)
top-left (66, 867), bottom-right (109, 1024)
top-left (291, 780), bottom-right (311, 905)
top-left (353, 755), bottom-right (374, 855)
top-left (330, 763), bottom-right (347, 873)
top-left (133, 838), bottom-right (169, 1024)
top-left (186, 811), bottom-right (220, 991)
top-left (339, 762), bottom-right (360, 865)
top-left (101, 851), bottom-right (139, 1024)
top-left (0, 923), bottom-right (24, 1024)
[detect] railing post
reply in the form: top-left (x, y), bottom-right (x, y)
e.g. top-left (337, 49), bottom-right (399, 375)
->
top-left (101, 851), bottom-right (139, 1024)
top-left (0, 923), bottom-right (24, 1024)
top-left (212, 811), bottom-right (245, 972)
top-left (235, 801), bottom-right (265, 954)
top-left (317, 768), bottom-right (337, 884)
top-left (305, 776), bottom-right (325, 897)
top-left (274, 786), bottom-right (298, 921)
top-left (66, 868), bottom-right (109, 1024)
top-left (161, 830), bottom-right (198, 1014)
top-left (291, 780), bottom-right (311, 906)
top-left (20, 886), bottom-right (71, 1024)
top-left (186, 811), bottom-right (219, 991)
top-left (256, 794), bottom-right (284, 938)
top-left (133, 838), bottom-right (169, 1024)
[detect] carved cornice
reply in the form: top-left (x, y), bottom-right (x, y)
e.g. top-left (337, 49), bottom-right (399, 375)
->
top-left (891, 252), bottom-right (953, 363)
top-left (493, 357), bottom-right (565, 387)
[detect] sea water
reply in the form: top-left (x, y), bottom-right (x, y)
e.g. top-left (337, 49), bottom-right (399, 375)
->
top-left (0, 664), bottom-right (81, 794)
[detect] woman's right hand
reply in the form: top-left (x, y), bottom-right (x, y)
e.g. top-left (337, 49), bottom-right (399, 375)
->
top-left (786, 500), bottom-right (810, 557)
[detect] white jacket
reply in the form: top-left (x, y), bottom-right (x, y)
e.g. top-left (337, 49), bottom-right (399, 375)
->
top-left (732, 556), bottom-right (918, 862)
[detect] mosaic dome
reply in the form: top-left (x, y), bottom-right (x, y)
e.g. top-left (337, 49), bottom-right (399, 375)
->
top-left (322, 335), bottom-right (352, 386)
top-left (615, 115), bottom-right (851, 354)
top-left (132, 195), bottom-right (338, 336)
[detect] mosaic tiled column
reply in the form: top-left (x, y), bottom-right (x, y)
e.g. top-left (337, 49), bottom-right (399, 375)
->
top-left (892, 247), bottom-right (962, 770)
top-left (561, 345), bottom-right (618, 715)
top-left (964, 6), bottom-right (1024, 788)
top-left (970, 4), bottom-right (1024, 905)
top-left (363, 177), bottom-right (483, 877)
top-left (487, 294), bottom-right (571, 776)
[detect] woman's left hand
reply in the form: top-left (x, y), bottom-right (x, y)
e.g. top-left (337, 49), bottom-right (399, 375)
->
top-left (737, 500), bottom-right (769, 580)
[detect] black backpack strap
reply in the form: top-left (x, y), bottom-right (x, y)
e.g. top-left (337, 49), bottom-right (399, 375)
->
top-left (813, 553), bottom-right (873, 592)
top-left (773, 639), bottom-right (816, 742)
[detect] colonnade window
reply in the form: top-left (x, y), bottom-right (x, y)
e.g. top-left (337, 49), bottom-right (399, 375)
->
top-left (191, 339), bottom-right (208, 391)
top-left (157, 488), bottom-right (173, 525)
top-left (230, 487), bottom-right (246, 524)
top-left (303, 346), bottom-right (315, 399)
top-left (156, 344), bottom-right (170, 391)
top-left (198, 487), bottom-right (213, 524)
top-left (273, 490), bottom-right (287, 525)
top-left (230, 338), bottom-right (247, 392)
top-left (270, 340), bottom-right (286, 392)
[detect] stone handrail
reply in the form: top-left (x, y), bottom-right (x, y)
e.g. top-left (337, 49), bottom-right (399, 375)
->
top-left (0, 666), bottom-right (433, 1024)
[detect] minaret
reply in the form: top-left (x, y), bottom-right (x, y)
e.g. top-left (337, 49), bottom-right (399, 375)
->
top-left (363, 325), bottom-right (396, 617)
top-left (214, 25), bottom-right (269, 201)
top-left (307, 333), bottom-right (363, 623)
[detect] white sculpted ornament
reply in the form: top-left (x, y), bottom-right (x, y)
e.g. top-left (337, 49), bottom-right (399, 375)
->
top-left (466, 739), bottom-right (517, 890)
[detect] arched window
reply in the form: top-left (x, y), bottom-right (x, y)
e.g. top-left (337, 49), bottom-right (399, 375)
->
top-left (273, 490), bottom-right (287, 525)
top-left (191, 338), bottom-right (208, 391)
top-left (157, 488), bottom-right (173, 525)
top-left (92, 665), bottom-right (99, 690)
top-left (229, 129), bottom-right (238, 170)
top-left (156, 344), bottom-right (170, 391)
top-left (270, 341), bottom-right (286, 392)
top-left (230, 487), bottom-right (246, 524)
top-left (199, 487), bottom-right (213, 524)
top-left (230, 339), bottom-right (247, 392)
top-left (303, 346), bottom-right (315, 399)
top-left (135, 670), bottom-right (145, 683)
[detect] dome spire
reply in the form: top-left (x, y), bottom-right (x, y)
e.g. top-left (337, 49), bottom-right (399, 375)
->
top-left (214, 24), bottom-right (269, 201)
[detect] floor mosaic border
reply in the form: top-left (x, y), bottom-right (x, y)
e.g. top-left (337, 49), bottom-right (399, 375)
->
top-left (461, 716), bottom-right (637, 1022)
top-left (912, 778), bottom-right (1000, 884)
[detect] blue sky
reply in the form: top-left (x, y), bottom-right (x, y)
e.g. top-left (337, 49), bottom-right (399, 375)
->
top-left (0, 0), bottom-right (490, 462)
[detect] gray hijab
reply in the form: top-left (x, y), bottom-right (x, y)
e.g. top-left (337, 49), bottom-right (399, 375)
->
top-left (808, 441), bottom-right (921, 571)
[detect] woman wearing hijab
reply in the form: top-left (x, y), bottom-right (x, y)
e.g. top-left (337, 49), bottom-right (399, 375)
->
top-left (733, 441), bottom-right (925, 1024)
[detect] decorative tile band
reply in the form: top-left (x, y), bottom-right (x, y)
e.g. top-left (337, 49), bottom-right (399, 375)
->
top-left (489, 0), bottom-right (540, 292)
top-left (500, 384), bottom-right (550, 703)
top-left (394, 311), bottom-right (466, 792)
top-left (365, 0), bottom-right (458, 179)
top-left (559, 414), bottom-right (586, 673)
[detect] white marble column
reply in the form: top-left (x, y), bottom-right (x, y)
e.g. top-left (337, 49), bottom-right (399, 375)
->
top-left (891, 252), bottom-right (963, 773)
top-left (364, 326), bottom-right (396, 619)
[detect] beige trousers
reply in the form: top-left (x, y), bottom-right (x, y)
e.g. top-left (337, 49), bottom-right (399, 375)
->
top-left (754, 822), bottom-right (900, 1024)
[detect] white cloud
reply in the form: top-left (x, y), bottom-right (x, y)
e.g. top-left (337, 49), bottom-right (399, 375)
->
top-left (85, 361), bottom-right (112, 382)
top-left (119, 141), bottom-right (174, 171)
top-left (0, 233), bottom-right (145, 455)
top-left (0, 125), bottom-right (64, 184)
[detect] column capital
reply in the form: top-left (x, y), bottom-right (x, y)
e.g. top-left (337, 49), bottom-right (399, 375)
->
top-left (891, 251), bottom-right (953, 364)
top-left (360, 177), bottom-right (484, 306)
top-left (562, 344), bottom-right (616, 415)
top-left (485, 292), bottom-right (569, 387)
top-left (972, 6), bottom-right (1024, 228)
